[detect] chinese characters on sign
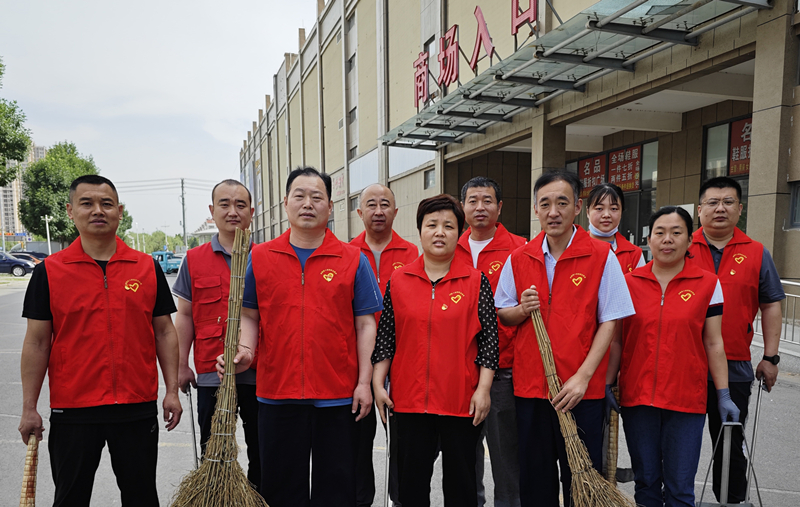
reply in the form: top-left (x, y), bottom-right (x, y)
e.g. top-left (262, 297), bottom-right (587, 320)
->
top-left (511, 0), bottom-right (537, 36)
top-left (469, 6), bottom-right (497, 72)
top-left (438, 25), bottom-right (459, 87)
top-left (332, 172), bottom-right (346, 201)
top-left (608, 145), bottom-right (641, 192)
top-left (729, 118), bottom-right (752, 176)
top-left (413, 51), bottom-right (430, 109)
top-left (579, 154), bottom-right (607, 198)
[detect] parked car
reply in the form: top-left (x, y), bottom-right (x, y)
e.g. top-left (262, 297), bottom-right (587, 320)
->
top-left (9, 250), bottom-right (48, 260)
top-left (11, 252), bottom-right (42, 265)
top-left (0, 251), bottom-right (35, 276)
top-left (152, 250), bottom-right (182, 274)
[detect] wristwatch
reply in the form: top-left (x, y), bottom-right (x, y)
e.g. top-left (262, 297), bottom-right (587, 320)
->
top-left (762, 354), bottom-right (780, 365)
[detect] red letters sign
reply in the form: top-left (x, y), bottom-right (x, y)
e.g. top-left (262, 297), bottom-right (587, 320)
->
top-left (512, 0), bottom-right (537, 35)
top-left (469, 6), bottom-right (496, 72)
top-left (438, 25), bottom-right (459, 87)
top-left (608, 146), bottom-right (641, 192)
top-left (413, 51), bottom-right (429, 109)
top-left (579, 154), bottom-right (607, 198)
top-left (729, 118), bottom-right (752, 176)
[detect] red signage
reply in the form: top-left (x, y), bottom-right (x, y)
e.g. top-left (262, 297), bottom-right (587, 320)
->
top-left (438, 25), bottom-right (459, 87)
top-left (579, 154), bottom-right (607, 198)
top-left (608, 145), bottom-right (641, 192)
top-left (413, 51), bottom-right (429, 109)
top-left (469, 6), bottom-right (497, 72)
top-left (729, 118), bottom-right (751, 176)
top-left (512, 0), bottom-right (537, 36)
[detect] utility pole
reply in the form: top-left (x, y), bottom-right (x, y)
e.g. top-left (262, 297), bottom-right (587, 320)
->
top-left (42, 215), bottom-right (52, 255)
top-left (0, 187), bottom-right (6, 252)
top-left (181, 178), bottom-right (188, 248)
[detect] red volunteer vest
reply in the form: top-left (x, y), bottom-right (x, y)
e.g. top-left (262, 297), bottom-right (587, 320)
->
top-left (454, 223), bottom-right (526, 369)
top-left (687, 227), bottom-right (763, 360)
top-left (620, 263), bottom-right (719, 414)
top-left (350, 230), bottom-right (419, 294)
top-left (187, 241), bottom-right (261, 375)
top-left (614, 232), bottom-right (643, 273)
top-left (46, 237), bottom-right (159, 408)
top-left (510, 226), bottom-right (610, 400)
top-left (252, 229), bottom-right (363, 400)
top-left (389, 256), bottom-right (484, 417)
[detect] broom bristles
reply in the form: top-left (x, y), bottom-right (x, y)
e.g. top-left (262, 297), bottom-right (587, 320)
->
top-left (171, 228), bottom-right (268, 507)
top-left (20, 433), bottom-right (38, 507)
top-left (530, 310), bottom-right (633, 507)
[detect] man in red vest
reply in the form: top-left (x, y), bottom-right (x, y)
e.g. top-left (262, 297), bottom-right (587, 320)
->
top-left (688, 176), bottom-right (784, 503)
top-left (19, 175), bottom-right (182, 506)
top-left (454, 176), bottom-right (525, 507)
top-left (350, 183), bottom-right (418, 507)
top-left (173, 179), bottom-right (260, 488)
top-left (494, 171), bottom-right (634, 507)
top-left (218, 167), bottom-right (383, 507)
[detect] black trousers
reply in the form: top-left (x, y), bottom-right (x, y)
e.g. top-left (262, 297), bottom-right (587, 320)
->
top-left (197, 384), bottom-right (260, 489)
top-left (355, 399), bottom-right (377, 507)
top-left (516, 397), bottom-right (603, 507)
top-left (394, 412), bottom-right (483, 507)
top-left (258, 403), bottom-right (358, 507)
top-left (49, 416), bottom-right (159, 507)
top-left (707, 380), bottom-right (752, 503)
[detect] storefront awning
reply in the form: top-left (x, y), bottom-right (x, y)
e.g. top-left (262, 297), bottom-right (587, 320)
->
top-left (381, 0), bottom-right (770, 150)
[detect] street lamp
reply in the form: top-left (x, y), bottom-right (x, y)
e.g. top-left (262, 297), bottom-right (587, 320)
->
top-left (135, 222), bottom-right (143, 252)
top-left (125, 230), bottom-right (137, 251)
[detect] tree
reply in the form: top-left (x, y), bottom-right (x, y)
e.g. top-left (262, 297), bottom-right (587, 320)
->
top-left (117, 205), bottom-right (133, 239)
top-left (18, 142), bottom-right (99, 245)
top-left (0, 56), bottom-right (33, 187)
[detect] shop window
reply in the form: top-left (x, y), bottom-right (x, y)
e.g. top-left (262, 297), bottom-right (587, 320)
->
top-left (641, 141), bottom-right (658, 190)
top-left (424, 168), bottom-right (435, 189)
top-left (704, 123), bottom-right (729, 180)
top-left (790, 182), bottom-right (800, 228)
top-left (566, 161), bottom-right (578, 175)
top-left (350, 196), bottom-right (359, 212)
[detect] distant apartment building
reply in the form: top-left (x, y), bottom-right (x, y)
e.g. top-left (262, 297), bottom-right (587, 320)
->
top-left (2, 142), bottom-right (47, 235)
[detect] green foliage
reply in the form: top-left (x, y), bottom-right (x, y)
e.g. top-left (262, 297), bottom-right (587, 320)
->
top-left (0, 56), bottom-right (33, 187)
top-left (18, 142), bottom-right (99, 244)
top-left (122, 231), bottom-right (186, 253)
top-left (117, 205), bottom-right (133, 239)
top-left (188, 236), bottom-right (199, 249)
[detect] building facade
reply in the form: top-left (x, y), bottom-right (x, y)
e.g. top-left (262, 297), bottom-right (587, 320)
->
top-left (240, 0), bottom-right (799, 281)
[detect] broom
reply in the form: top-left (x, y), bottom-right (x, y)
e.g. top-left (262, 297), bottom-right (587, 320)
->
top-left (530, 310), bottom-right (633, 507)
top-left (171, 228), bottom-right (267, 507)
top-left (19, 434), bottom-right (38, 507)
top-left (605, 385), bottom-right (620, 484)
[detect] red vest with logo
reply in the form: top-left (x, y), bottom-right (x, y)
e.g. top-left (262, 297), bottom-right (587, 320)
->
top-left (510, 226), bottom-right (610, 400)
top-left (687, 227), bottom-right (762, 360)
top-left (454, 223), bottom-right (526, 369)
top-left (614, 232), bottom-right (643, 274)
top-left (187, 241), bottom-right (260, 375)
top-left (620, 263), bottom-right (719, 413)
top-left (252, 229), bottom-right (363, 399)
top-left (350, 230), bottom-right (419, 294)
top-left (46, 237), bottom-right (159, 408)
top-left (389, 256), bottom-right (484, 417)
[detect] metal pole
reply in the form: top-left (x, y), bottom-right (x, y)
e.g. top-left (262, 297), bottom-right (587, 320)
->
top-left (181, 178), bottom-right (187, 249)
top-left (44, 215), bottom-right (52, 255)
top-left (0, 187), bottom-right (6, 252)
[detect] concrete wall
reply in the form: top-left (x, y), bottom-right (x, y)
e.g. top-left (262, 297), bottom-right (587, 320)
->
top-left (356, 0), bottom-right (378, 153)
top-left (322, 34), bottom-right (344, 172)
top-left (302, 66), bottom-right (321, 169)
top-left (387, 0), bottom-right (420, 131)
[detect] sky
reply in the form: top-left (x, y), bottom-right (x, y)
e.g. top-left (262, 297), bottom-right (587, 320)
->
top-left (0, 0), bottom-right (318, 235)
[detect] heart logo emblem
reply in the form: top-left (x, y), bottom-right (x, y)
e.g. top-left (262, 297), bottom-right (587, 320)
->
top-left (491, 262), bottom-right (502, 272)
top-left (393, 262), bottom-right (404, 270)
top-left (681, 293), bottom-right (692, 302)
top-left (323, 273), bottom-right (334, 282)
top-left (572, 276), bottom-right (583, 287)
top-left (124, 279), bottom-right (142, 292)
top-left (734, 254), bottom-right (746, 264)
top-left (451, 294), bottom-right (462, 304)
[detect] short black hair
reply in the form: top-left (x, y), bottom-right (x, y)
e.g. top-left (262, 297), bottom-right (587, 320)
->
top-left (416, 194), bottom-right (465, 234)
top-left (212, 179), bottom-right (252, 205)
top-left (286, 166), bottom-right (332, 200)
top-left (648, 205), bottom-right (694, 238)
top-left (699, 176), bottom-right (742, 202)
top-left (533, 170), bottom-right (582, 203)
top-left (461, 176), bottom-right (502, 203)
top-left (358, 184), bottom-right (396, 209)
top-left (69, 174), bottom-right (118, 203)
top-left (587, 183), bottom-right (625, 211)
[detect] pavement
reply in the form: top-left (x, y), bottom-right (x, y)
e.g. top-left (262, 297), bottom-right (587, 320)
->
top-left (1, 273), bottom-right (799, 506)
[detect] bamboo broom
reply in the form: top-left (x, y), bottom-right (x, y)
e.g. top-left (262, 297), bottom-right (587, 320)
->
top-left (171, 228), bottom-right (268, 507)
top-left (19, 434), bottom-right (38, 507)
top-left (530, 310), bottom-right (633, 507)
top-left (605, 385), bottom-right (620, 484)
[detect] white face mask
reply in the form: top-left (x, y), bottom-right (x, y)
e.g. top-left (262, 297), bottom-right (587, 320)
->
top-left (589, 223), bottom-right (618, 238)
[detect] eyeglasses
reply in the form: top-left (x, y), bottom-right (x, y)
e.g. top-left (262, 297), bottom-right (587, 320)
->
top-left (701, 198), bottom-right (738, 209)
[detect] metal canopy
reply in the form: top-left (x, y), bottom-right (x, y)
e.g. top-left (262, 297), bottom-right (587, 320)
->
top-left (381, 0), bottom-right (769, 151)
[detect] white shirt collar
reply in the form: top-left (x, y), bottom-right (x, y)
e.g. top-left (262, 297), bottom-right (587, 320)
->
top-left (542, 225), bottom-right (577, 259)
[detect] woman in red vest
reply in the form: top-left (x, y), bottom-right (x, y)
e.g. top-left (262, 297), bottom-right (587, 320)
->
top-left (586, 183), bottom-right (644, 273)
top-left (607, 206), bottom-right (738, 507)
top-left (372, 194), bottom-right (499, 507)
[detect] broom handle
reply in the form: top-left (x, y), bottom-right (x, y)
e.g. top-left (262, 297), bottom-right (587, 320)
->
top-left (606, 386), bottom-right (620, 483)
top-left (20, 433), bottom-right (38, 507)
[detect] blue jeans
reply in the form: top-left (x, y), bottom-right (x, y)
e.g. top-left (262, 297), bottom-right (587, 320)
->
top-left (622, 406), bottom-right (705, 507)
